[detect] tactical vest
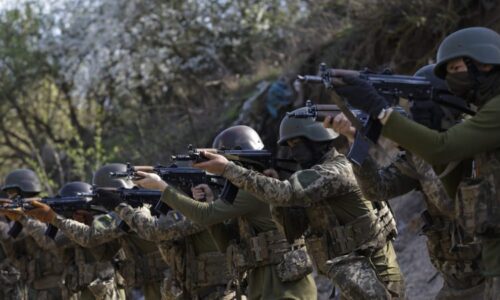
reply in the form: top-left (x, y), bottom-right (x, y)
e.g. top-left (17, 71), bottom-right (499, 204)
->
top-left (116, 236), bottom-right (168, 288)
top-left (304, 198), bottom-right (397, 275)
top-left (62, 246), bottom-right (116, 293)
top-left (158, 238), bottom-right (232, 299)
top-left (421, 212), bottom-right (483, 288)
top-left (456, 149), bottom-right (500, 237)
top-left (9, 236), bottom-right (63, 290)
top-left (227, 217), bottom-right (313, 283)
top-left (409, 153), bottom-right (484, 288)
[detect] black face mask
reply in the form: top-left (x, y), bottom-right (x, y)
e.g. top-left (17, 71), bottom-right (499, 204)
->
top-left (445, 72), bottom-right (476, 101)
top-left (290, 141), bottom-right (317, 169)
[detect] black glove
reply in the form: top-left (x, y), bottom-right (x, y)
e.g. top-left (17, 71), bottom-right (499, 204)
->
top-left (94, 189), bottom-right (124, 211)
top-left (335, 76), bottom-right (389, 118)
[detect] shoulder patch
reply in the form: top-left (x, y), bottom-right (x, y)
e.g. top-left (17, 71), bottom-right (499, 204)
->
top-left (296, 169), bottom-right (321, 188)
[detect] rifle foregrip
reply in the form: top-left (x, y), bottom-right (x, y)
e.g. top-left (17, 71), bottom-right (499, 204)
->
top-left (220, 181), bottom-right (239, 205)
top-left (45, 224), bottom-right (58, 239)
top-left (8, 221), bottom-right (23, 238)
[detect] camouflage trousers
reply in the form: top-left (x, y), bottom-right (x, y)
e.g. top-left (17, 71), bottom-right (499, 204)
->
top-left (484, 277), bottom-right (500, 300)
top-left (326, 253), bottom-right (402, 300)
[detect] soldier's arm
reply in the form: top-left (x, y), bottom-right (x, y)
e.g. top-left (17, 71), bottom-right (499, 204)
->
top-left (162, 188), bottom-right (265, 226)
top-left (382, 96), bottom-right (500, 165)
top-left (50, 213), bottom-right (125, 248)
top-left (114, 204), bottom-right (206, 241)
top-left (218, 158), bottom-right (359, 207)
top-left (17, 216), bottom-right (60, 254)
top-left (352, 154), bottom-right (420, 201)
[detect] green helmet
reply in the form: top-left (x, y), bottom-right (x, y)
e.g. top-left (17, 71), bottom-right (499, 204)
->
top-left (92, 164), bottom-right (134, 188)
top-left (2, 169), bottom-right (41, 194)
top-left (58, 181), bottom-right (93, 197)
top-left (278, 107), bottom-right (338, 145)
top-left (434, 27), bottom-right (500, 79)
top-left (212, 125), bottom-right (264, 150)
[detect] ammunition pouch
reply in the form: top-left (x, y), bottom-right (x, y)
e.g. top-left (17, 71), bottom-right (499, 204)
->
top-left (455, 150), bottom-right (500, 237)
top-left (306, 205), bottom-right (396, 275)
top-left (420, 211), bottom-right (483, 287)
top-left (191, 252), bottom-right (231, 289)
top-left (456, 176), bottom-right (496, 236)
top-left (227, 230), bottom-right (311, 283)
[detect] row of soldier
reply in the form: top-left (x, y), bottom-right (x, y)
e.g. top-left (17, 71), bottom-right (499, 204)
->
top-left (0, 26), bottom-right (498, 299)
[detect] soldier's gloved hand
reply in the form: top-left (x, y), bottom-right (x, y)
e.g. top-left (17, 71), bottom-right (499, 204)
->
top-left (24, 200), bottom-right (55, 223)
top-left (94, 189), bottom-right (124, 211)
top-left (335, 76), bottom-right (389, 118)
top-left (133, 171), bottom-right (167, 191)
top-left (191, 184), bottom-right (214, 202)
top-left (192, 151), bottom-right (229, 175)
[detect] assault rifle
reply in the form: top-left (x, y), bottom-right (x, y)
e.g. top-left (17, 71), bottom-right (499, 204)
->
top-left (296, 63), bottom-right (472, 166)
top-left (1, 194), bottom-right (106, 238)
top-left (172, 146), bottom-right (296, 204)
top-left (109, 163), bottom-right (225, 206)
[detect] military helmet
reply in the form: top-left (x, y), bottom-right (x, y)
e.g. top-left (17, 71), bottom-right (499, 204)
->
top-left (278, 107), bottom-right (339, 145)
top-left (2, 169), bottom-right (42, 193)
top-left (92, 164), bottom-right (134, 188)
top-left (434, 27), bottom-right (500, 79)
top-left (415, 64), bottom-right (448, 91)
top-left (58, 181), bottom-right (93, 197)
top-left (212, 125), bottom-right (264, 150)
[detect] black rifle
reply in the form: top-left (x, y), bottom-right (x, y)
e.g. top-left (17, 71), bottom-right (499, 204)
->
top-left (109, 163), bottom-right (225, 207)
top-left (296, 63), bottom-right (473, 166)
top-left (2, 194), bottom-right (106, 238)
top-left (172, 146), bottom-right (295, 204)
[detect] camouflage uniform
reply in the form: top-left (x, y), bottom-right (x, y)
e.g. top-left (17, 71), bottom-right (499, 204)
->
top-left (50, 210), bottom-right (168, 300)
top-left (0, 217), bottom-right (26, 300)
top-left (18, 216), bottom-right (124, 300)
top-left (0, 221), bottom-right (65, 300)
top-left (216, 148), bottom-right (404, 299)
top-left (352, 153), bottom-right (484, 299)
top-left (115, 204), bottom-right (235, 299)
top-left (162, 188), bottom-right (318, 300)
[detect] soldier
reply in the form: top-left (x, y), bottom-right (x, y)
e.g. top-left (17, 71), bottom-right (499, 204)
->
top-left (325, 27), bottom-right (500, 299)
top-left (328, 64), bottom-right (484, 299)
top-left (170, 120), bottom-right (405, 299)
top-left (96, 181), bottom-right (235, 299)
top-left (134, 126), bottom-right (341, 299)
top-left (0, 168), bottom-right (65, 300)
top-left (25, 181), bottom-right (126, 299)
top-left (26, 164), bottom-right (168, 300)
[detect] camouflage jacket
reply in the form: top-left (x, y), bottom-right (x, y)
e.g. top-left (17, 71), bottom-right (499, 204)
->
top-left (353, 153), bottom-right (483, 289)
top-left (219, 148), bottom-right (402, 281)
